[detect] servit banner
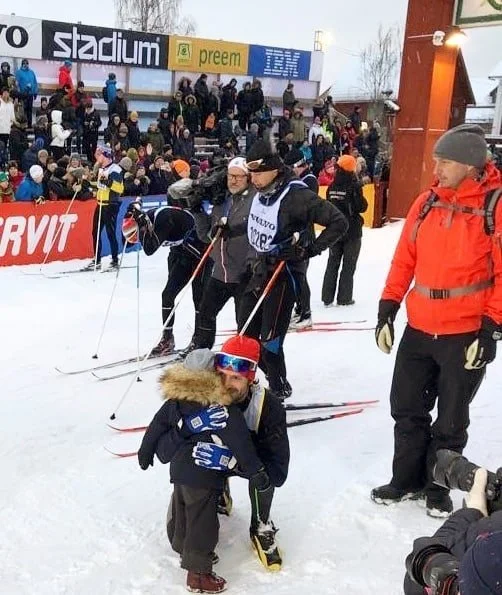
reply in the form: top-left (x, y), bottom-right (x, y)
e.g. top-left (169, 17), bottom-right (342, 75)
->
top-left (454, 0), bottom-right (502, 27)
top-left (0, 201), bottom-right (94, 266)
top-left (0, 15), bottom-right (42, 60)
top-left (41, 20), bottom-right (168, 69)
top-left (248, 44), bottom-right (311, 80)
top-left (168, 35), bottom-right (249, 75)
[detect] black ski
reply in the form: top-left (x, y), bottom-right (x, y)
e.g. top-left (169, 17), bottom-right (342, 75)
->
top-left (285, 399), bottom-right (379, 411)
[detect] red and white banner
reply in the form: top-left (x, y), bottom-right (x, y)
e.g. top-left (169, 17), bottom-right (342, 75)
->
top-left (0, 200), bottom-right (94, 266)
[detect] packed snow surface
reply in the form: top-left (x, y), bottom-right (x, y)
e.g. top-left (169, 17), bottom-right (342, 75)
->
top-left (2, 222), bottom-right (501, 594)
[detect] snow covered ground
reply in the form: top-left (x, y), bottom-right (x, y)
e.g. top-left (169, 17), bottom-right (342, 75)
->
top-left (2, 222), bottom-right (502, 595)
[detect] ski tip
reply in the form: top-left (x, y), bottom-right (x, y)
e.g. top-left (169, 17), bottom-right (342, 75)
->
top-left (92, 354), bottom-right (98, 359)
top-left (110, 413), bottom-right (116, 420)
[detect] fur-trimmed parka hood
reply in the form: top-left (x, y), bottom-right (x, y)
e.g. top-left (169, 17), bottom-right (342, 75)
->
top-left (158, 364), bottom-right (233, 406)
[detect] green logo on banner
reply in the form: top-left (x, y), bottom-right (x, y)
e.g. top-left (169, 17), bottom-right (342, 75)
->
top-left (176, 41), bottom-right (192, 64)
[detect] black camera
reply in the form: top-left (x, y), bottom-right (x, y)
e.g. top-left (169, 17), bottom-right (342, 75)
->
top-left (434, 449), bottom-right (502, 514)
top-left (168, 166), bottom-right (228, 210)
top-left (406, 543), bottom-right (459, 594)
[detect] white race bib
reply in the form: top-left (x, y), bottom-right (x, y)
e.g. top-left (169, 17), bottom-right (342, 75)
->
top-left (247, 181), bottom-right (306, 253)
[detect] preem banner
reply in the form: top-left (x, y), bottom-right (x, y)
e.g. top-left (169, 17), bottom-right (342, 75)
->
top-left (168, 35), bottom-right (249, 75)
top-left (248, 44), bottom-right (311, 79)
top-left (454, 0), bottom-right (502, 27)
top-left (42, 20), bottom-right (168, 69)
top-left (0, 15), bottom-right (42, 60)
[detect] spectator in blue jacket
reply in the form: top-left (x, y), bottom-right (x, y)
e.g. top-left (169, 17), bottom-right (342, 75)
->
top-left (15, 164), bottom-right (44, 202)
top-left (15, 59), bottom-right (38, 128)
top-left (103, 73), bottom-right (117, 117)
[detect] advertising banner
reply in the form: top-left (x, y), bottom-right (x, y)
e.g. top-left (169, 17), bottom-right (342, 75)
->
top-left (42, 20), bottom-right (168, 69)
top-left (168, 35), bottom-right (249, 75)
top-left (248, 44), bottom-right (311, 80)
top-left (0, 196), bottom-right (168, 266)
top-left (0, 15), bottom-right (42, 60)
top-left (0, 200), bottom-right (94, 266)
top-left (454, 0), bottom-right (502, 27)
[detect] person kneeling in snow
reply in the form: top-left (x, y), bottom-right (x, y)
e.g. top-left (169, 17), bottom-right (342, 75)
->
top-left (138, 336), bottom-right (289, 591)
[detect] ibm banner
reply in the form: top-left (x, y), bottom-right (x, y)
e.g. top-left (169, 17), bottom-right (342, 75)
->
top-left (41, 20), bottom-right (169, 69)
top-left (0, 15), bottom-right (42, 60)
top-left (248, 44), bottom-right (311, 80)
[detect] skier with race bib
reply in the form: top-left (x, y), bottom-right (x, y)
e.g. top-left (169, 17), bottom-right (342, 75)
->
top-left (241, 139), bottom-right (348, 400)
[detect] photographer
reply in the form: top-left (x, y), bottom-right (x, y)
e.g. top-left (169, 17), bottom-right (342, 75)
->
top-left (405, 467), bottom-right (502, 594)
top-left (192, 157), bottom-right (257, 349)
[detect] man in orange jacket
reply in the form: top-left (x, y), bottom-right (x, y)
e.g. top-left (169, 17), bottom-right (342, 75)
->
top-left (371, 124), bottom-right (502, 518)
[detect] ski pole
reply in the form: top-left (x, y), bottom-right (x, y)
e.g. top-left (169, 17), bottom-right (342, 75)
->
top-left (92, 241), bottom-right (128, 359)
top-left (39, 189), bottom-right (78, 270)
top-left (136, 247), bottom-right (141, 380)
top-left (239, 233), bottom-right (299, 337)
top-left (109, 229), bottom-right (221, 420)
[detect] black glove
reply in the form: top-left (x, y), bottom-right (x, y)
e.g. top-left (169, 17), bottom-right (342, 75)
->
top-left (279, 243), bottom-right (308, 262)
top-left (126, 201), bottom-right (148, 226)
top-left (375, 299), bottom-right (400, 354)
top-left (211, 216), bottom-right (231, 239)
top-left (465, 316), bottom-right (499, 370)
top-left (138, 447), bottom-right (154, 470)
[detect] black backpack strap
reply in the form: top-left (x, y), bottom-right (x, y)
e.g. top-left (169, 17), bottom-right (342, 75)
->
top-left (484, 188), bottom-right (502, 236)
top-left (410, 191), bottom-right (439, 242)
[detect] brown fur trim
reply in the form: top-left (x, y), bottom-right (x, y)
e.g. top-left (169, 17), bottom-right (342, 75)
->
top-left (158, 364), bottom-right (233, 406)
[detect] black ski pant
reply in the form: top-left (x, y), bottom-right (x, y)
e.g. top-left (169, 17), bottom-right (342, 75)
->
top-left (92, 202), bottom-right (119, 263)
top-left (294, 265), bottom-right (311, 319)
top-left (321, 237), bottom-right (362, 305)
top-left (195, 276), bottom-right (248, 349)
top-left (390, 325), bottom-right (486, 493)
top-left (166, 484), bottom-right (219, 573)
top-left (23, 94), bottom-right (34, 128)
top-left (83, 133), bottom-right (98, 163)
top-left (162, 245), bottom-right (212, 342)
top-left (238, 268), bottom-right (296, 392)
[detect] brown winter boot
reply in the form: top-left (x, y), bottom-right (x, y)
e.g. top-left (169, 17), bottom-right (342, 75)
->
top-left (186, 571), bottom-right (227, 593)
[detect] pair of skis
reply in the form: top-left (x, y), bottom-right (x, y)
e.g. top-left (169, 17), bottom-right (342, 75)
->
top-left (217, 320), bottom-right (373, 337)
top-left (104, 400), bottom-right (379, 458)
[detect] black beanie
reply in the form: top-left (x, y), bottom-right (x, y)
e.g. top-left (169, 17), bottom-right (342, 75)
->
top-left (459, 531), bottom-right (502, 594)
top-left (246, 139), bottom-right (283, 172)
top-left (284, 148), bottom-right (306, 167)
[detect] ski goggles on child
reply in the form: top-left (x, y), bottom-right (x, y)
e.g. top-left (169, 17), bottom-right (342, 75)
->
top-left (214, 352), bottom-right (258, 378)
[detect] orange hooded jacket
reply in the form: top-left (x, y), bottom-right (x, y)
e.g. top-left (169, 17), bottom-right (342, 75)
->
top-left (381, 162), bottom-right (502, 335)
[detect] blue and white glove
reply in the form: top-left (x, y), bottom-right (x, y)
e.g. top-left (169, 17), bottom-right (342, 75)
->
top-left (192, 435), bottom-right (236, 471)
top-left (184, 405), bottom-right (229, 433)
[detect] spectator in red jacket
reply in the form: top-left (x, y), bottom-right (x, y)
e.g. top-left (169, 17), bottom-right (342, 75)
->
top-left (58, 60), bottom-right (74, 91)
top-left (7, 160), bottom-right (24, 192)
top-left (318, 157), bottom-right (336, 186)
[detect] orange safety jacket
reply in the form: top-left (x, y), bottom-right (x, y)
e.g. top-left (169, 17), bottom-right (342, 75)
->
top-left (381, 162), bottom-right (502, 336)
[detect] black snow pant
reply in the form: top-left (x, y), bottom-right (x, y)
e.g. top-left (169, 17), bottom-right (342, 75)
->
top-left (195, 276), bottom-right (248, 349)
top-left (83, 133), bottom-right (98, 164)
top-left (166, 484), bottom-right (219, 573)
top-left (390, 325), bottom-right (486, 495)
top-left (92, 202), bottom-right (119, 263)
top-left (23, 94), bottom-right (34, 128)
top-left (294, 265), bottom-right (312, 319)
top-left (238, 267), bottom-right (296, 392)
top-left (161, 245), bottom-right (212, 342)
top-left (321, 237), bottom-right (362, 305)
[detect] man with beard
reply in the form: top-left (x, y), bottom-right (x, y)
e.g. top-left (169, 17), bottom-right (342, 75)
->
top-left (138, 336), bottom-right (290, 572)
top-left (241, 140), bottom-right (348, 400)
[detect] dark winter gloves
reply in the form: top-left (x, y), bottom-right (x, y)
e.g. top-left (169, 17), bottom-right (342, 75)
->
top-left (211, 216), bottom-right (231, 240)
top-left (279, 242), bottom-right (320, 262)
top-left (125, 200), bottom-right (148, 227)
top-left (375, 299), bottom-right (400, 354)
top-left (464, 316), bottom-right (500, 370)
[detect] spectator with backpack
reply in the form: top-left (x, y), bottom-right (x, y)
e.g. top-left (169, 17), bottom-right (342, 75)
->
top-left (103, 73), bottom-right (117, 116)
top-left (371, 124), bottom-right (502, 518)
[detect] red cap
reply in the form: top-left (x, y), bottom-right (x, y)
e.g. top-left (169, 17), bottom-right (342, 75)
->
top-left (216, 335), bottom-right (261, 380)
